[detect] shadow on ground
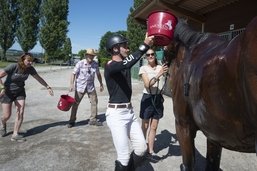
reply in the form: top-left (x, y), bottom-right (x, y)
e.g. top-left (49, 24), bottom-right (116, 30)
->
top-left (24, 113), bottom-right (107, 137)
top-left (152, 129), bottom-right (208, 170)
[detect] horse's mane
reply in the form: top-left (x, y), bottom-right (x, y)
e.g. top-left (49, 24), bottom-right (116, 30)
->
top-left (174, 19), bottom-right (210, 47)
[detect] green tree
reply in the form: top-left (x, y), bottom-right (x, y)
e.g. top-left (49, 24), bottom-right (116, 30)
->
top-left (39, 0), bottom-right (69, 62)
top-left (133, 0), bottom-right (143, 8)
top-left (98, 31), bottom-right (112, 59)
top-left (127, 0), bottom-right (146, 52)
top-left (78, 49), bottom-right (86, 59)
top-left (0, 0), bottom-right (18, 61)
top-left (63, 37), bottom-right (72, 62)
top-left (16, 0), bottom-right (41, 53)
top-left (97, 0), bottom-right (144, 66)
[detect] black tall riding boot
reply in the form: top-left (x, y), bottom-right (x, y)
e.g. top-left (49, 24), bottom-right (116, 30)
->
top-left (127, 153), bottom-right (135, 171)
top-left (115, 160), bottom-right (128, 171)
top-left (127, 152), bottom-right (146, 171)
top-left (133, 152), bottom-right (146, 169)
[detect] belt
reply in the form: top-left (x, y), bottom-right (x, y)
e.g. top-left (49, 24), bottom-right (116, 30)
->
top-left (108, 103), bottom-right (132, 109)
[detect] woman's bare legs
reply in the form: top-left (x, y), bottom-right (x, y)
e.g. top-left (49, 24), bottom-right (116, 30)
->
top-left (141, 119), bottom-right (149, 138)
top-left (1, 103), bottom-right (12, 136)
top-left (1, 103), bottom-right (12, 126)
top-left (148, 118), bottom-right (159, 154)
top-left (12, 99), bottom-right (25, 136)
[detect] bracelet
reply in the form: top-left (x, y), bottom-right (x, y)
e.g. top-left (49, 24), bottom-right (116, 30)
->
top-left (46, 85), bottom-right (51, 89)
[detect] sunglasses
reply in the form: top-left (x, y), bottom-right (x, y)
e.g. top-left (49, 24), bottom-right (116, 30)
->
top-left (146, 53), bottom-right (155, 57)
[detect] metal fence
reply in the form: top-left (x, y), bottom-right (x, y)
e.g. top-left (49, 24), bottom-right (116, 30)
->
top-left (218, 28), bottom-right (245, 41)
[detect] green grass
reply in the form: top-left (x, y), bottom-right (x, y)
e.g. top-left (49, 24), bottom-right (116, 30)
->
top-left (0, 61), bottom-right (14, 68)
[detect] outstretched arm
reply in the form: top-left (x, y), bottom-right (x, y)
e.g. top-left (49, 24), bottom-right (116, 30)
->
top-left (107, 35), bottom-right (155, 74)
top-left (32, 74), bottom-right (54, 96)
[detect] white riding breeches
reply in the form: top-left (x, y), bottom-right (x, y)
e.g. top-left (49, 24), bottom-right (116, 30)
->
top-left (105, 106), bottom-right (147, 166)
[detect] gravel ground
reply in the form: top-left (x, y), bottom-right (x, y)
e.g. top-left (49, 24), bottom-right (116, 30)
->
top-left (0, 66), bottom-right (256, 171)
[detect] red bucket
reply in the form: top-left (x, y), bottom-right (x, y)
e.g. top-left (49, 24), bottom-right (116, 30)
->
top-left (147, 11), bottom-right (177, 46)
top-left (57, 95), bottom-right (76, 111)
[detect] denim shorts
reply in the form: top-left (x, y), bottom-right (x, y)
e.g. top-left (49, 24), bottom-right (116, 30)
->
top-left (139, 93), bottom-right (164, 120)
top-left (0, 88), bottom-right (26, 103)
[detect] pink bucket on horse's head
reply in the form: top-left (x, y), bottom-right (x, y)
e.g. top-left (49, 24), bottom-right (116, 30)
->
top-left (147, 11), bottom-right (178, 46)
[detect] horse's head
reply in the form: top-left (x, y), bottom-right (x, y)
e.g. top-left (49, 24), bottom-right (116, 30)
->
top-left (162, 18), bottom-right (195, 67)
top-left (163, 17), bottom-right (217, 71)
top-left (161, 42), bottom-right (177, 66)
top-left (161, 18), bottom-right (199, 97)
top-left (162, 40), bottom-right (186, 70)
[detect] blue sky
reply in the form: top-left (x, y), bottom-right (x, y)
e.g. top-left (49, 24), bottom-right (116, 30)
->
top-left (11, 0), bottom-right (133, 54)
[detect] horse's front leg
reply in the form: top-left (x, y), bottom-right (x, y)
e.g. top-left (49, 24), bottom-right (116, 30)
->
top-left (205, 139), bottom-right (222, 171)
top-left (175, 120), bottom-right (197, 171)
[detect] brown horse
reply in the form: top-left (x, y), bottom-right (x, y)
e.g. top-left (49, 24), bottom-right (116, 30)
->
top-left (164, 16), bottom-right (257, 171)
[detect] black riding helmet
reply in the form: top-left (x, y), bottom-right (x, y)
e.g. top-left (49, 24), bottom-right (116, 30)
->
top-left (106, 34), bottom-right (128, 54)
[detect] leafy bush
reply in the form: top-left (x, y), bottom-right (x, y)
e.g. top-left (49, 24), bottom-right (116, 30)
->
top-left (99, 57), bottom-right (110, 68)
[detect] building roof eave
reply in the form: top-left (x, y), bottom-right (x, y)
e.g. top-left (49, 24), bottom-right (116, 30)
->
top-left (131, 0), bottom-right (239, 25)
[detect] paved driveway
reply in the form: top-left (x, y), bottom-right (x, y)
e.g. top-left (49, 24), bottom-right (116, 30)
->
top-left (0, 66), bottom-right (256, 171)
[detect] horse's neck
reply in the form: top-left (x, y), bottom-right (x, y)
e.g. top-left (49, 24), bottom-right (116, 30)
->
top-left (175, 22), bottom-right (210, 48)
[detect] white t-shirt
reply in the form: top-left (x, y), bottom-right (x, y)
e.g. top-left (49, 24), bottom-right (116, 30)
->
top-left (138, 65), bottom-right (164, 94)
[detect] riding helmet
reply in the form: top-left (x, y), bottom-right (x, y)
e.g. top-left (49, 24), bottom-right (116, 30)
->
top-left (106, 34), bottom-right (128, 53)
